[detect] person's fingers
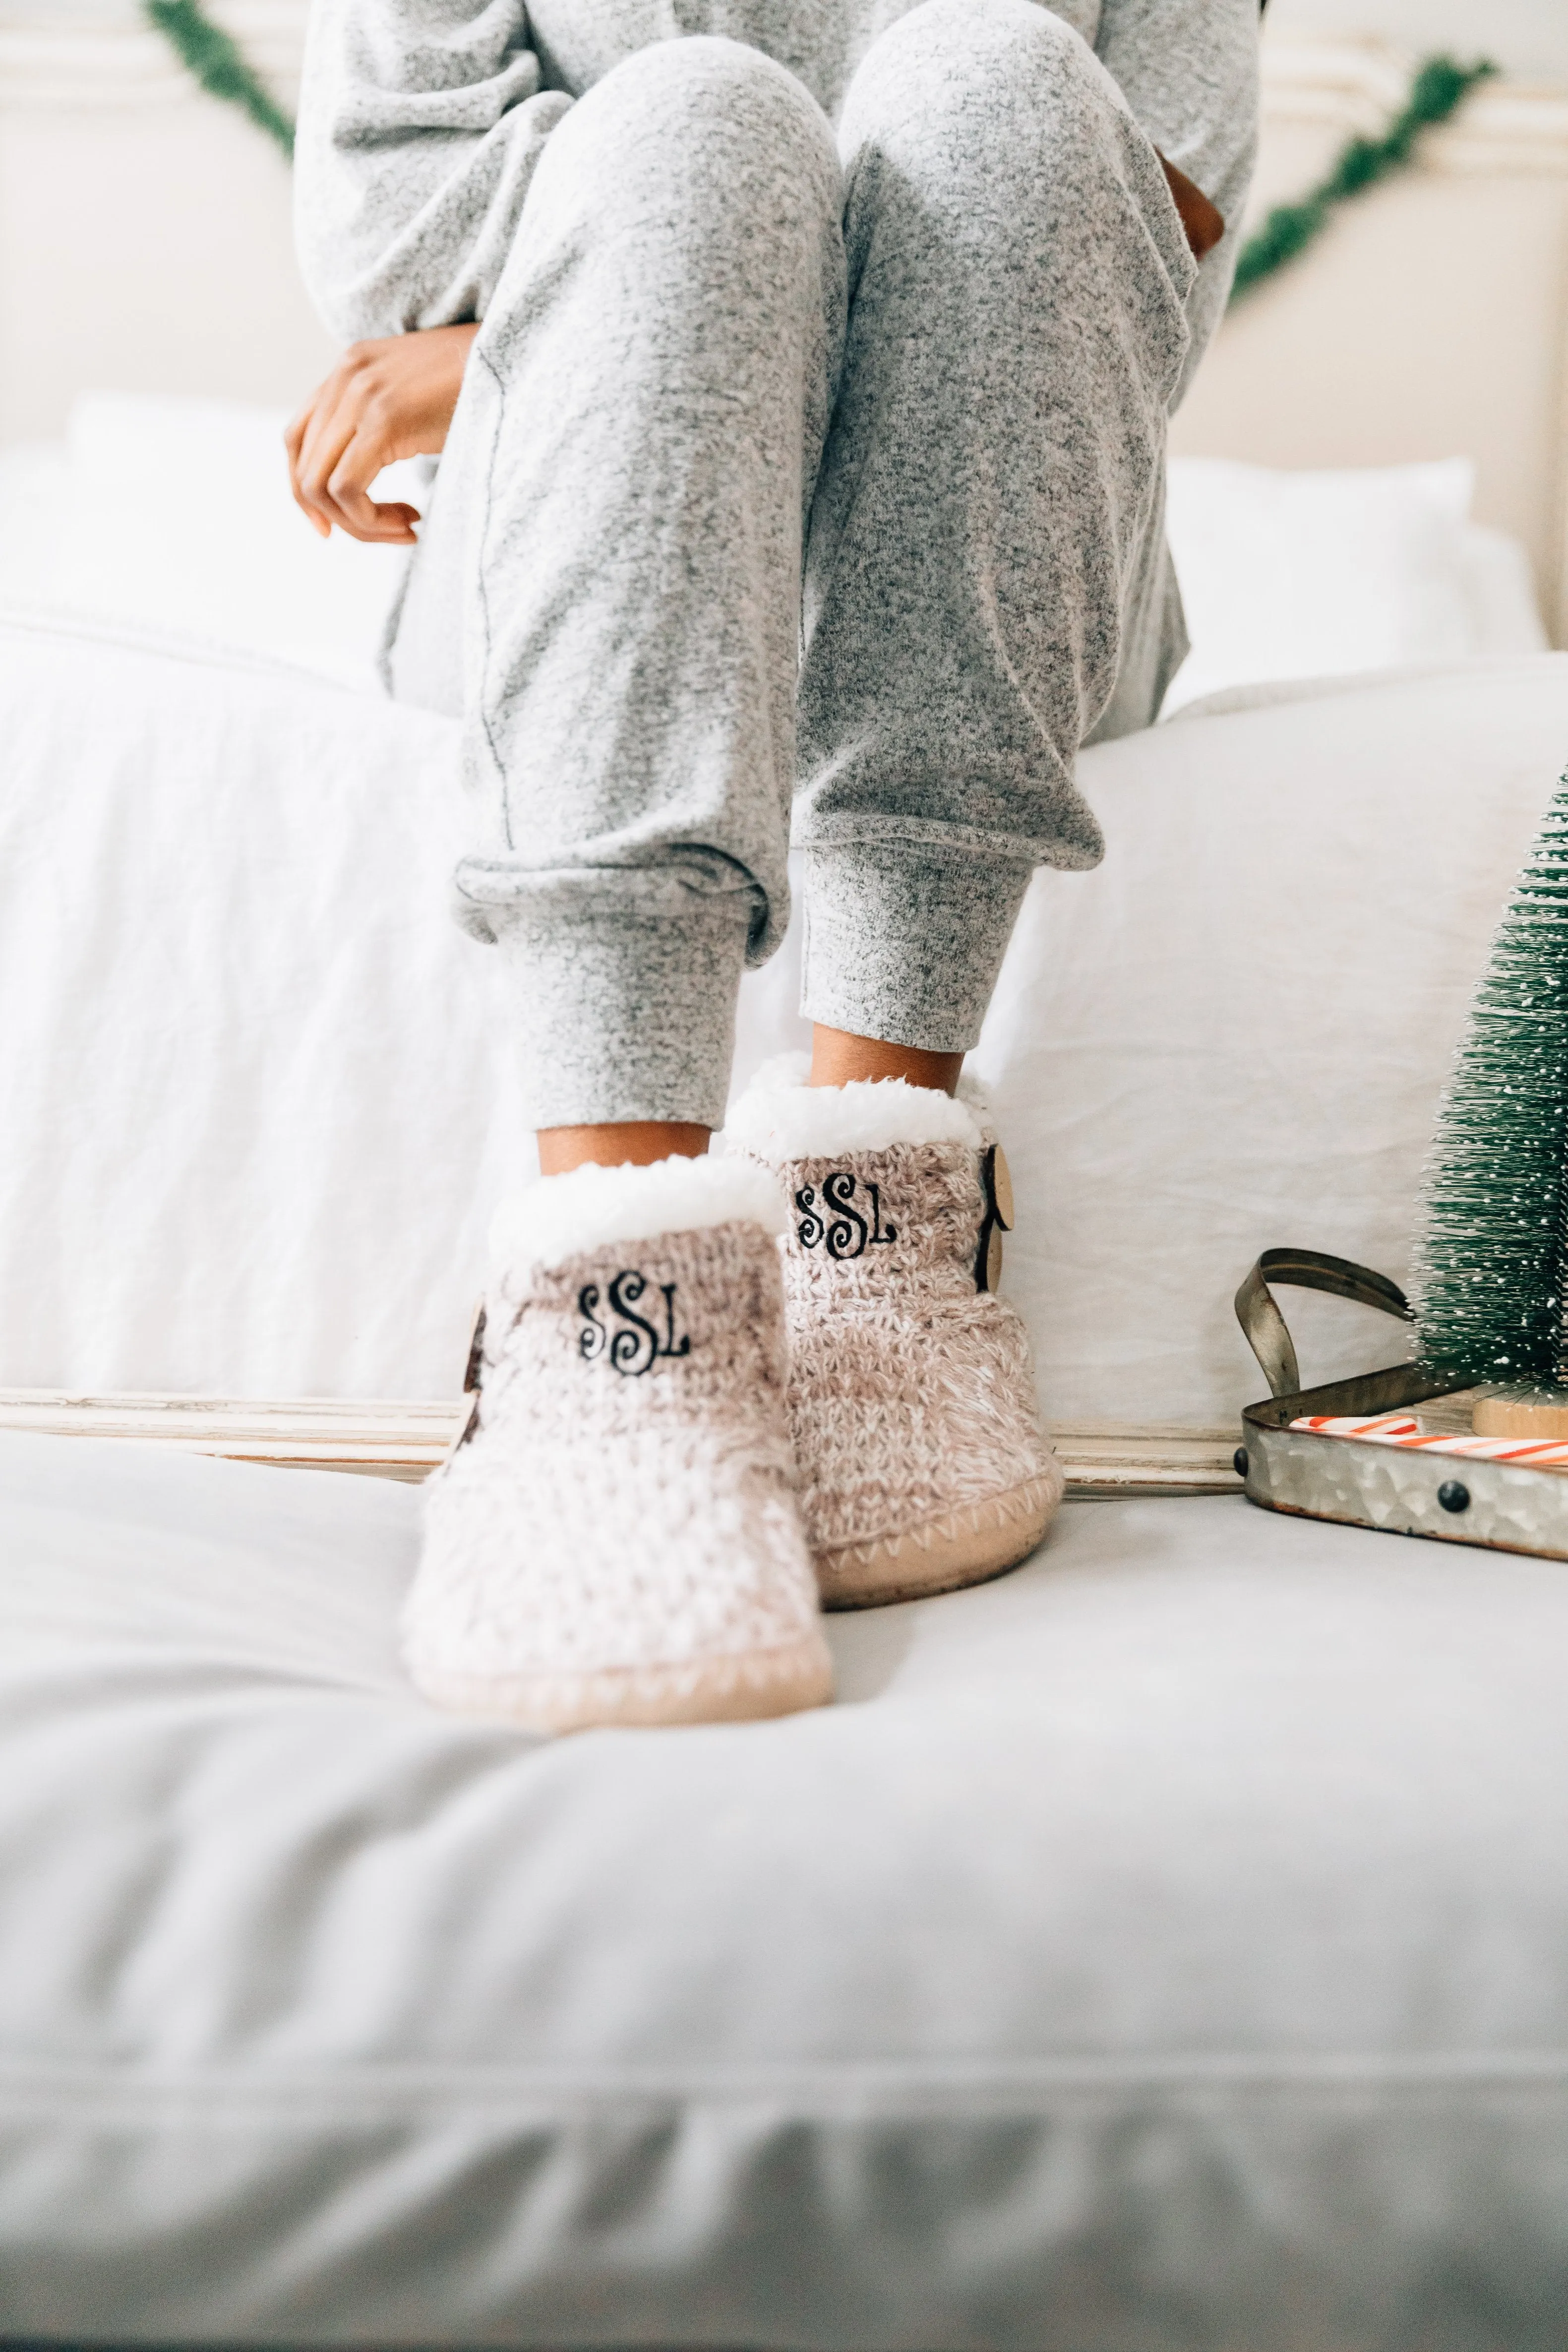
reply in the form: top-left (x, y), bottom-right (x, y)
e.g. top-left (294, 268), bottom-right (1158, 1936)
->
top-left (285, 339), bottom-right (433, 542)
top-left (1156, 151), bottom-right (1225, 262)
top-left (323, 371), bottom-right (421, 542)
top-left (345, 501), bottom-right (421, 544)
top-left (300, 371), bottom-right (417, 540)
top-left (286, 406), bottom-right (332, 536)
top-left (293, 381), bottom-right (355, 499)
top-left (292, 379), bottom-right (366, 536)
top-left (325, 434), bottom-right (421, 542)
top-left (284, 369), bottom-right (353, 534)
top-left (285, 406), bottom-right (324, 533)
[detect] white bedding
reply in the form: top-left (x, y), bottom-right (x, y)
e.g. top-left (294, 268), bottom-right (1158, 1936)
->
top-left (8, 1435), bottom-right (1568, 2340)
top-left (2, 598), bottom-right (1565, 1422)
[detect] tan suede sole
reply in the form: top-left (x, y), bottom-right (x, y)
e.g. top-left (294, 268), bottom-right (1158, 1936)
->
top-left (408, 1628), bottom-right (834, 1735)
top-left (815, 1471), bottom-right (1063, 1610)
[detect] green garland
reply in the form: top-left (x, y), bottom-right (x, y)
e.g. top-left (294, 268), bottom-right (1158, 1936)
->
top-left (1229, 54), bottom-right (1496, 304)
top-left (145, 8), bottom-right (1494, 309)
top-left (142, 0), bottom-right (294, 161)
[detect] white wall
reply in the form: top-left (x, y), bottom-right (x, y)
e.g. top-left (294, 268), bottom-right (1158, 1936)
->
top-left (1269, 0), bottom-right (1568, 81)
top-left (0, 0), bottom-right (330, 440)
top-left (9, 0), bottom-right (1563, 67)
top-left (0, 105), bottom-right (334, 442)
top-left (0, 0), bottom-right (1563, 443)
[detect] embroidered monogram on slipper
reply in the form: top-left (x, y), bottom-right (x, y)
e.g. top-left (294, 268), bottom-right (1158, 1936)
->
top-left (577, 1271), bottom-right (691, 1374)
top-left (788, 1147), bottom-right (1014, 1291)
top-left (792, 1172), bottom-right (898, 1258)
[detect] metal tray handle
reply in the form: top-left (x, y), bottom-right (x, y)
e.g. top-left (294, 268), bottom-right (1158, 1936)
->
top-left (1235, 1248), bottom-right (1413, 1399)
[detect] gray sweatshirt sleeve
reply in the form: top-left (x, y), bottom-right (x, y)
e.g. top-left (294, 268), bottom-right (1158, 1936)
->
top-left (294, 0), bottom-right (574, 341)
top-left (1093, 0), bottom-right (1259, 399)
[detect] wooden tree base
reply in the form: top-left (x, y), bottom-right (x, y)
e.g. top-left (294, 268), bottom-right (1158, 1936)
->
top-left (1472, 1388), bottom-right (1568, 1440)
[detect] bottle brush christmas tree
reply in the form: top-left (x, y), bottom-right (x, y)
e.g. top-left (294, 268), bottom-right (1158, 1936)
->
top-left (1414, 766), bottom-right (1568, 1405)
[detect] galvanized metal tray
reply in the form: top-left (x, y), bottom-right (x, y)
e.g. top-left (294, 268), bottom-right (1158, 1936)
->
top-left (1234, 1247), bottom-right (1568, 1560)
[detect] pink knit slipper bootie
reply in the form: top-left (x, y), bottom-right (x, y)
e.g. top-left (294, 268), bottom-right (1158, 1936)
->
top-left (403, 1155), bottom-right (833, 1732)
top-left (725, 1056), bottom-right (1064, 1609)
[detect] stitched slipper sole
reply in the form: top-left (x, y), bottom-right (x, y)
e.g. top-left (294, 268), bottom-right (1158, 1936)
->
top-left (815, 1469), bottom-right (1064, 1610)
top-left (407, 1628), bottom-right (834, 1733)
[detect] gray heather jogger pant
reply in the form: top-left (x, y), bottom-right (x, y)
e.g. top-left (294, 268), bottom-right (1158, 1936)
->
top-left (388, 0), bottom-right (1197, 1131)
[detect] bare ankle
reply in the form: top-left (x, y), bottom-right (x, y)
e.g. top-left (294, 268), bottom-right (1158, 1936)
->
top-left (537, 1122), bottom-right (711, 1177)
top-left (808, 1026), bottom-right (963, 1097)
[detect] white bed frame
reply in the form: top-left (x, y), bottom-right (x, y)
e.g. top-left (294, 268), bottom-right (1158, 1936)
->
top-left (0, 1388), bottom-right (1244, 1498)
top-left (0, 22), bottom-right (1564, 1481)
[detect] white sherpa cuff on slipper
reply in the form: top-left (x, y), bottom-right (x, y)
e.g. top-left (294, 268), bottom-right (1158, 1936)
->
top-left (489, 1153), bottom-right (786, 1286)
top-left (956, 1071), bottom-right (998, 1147)
top-left (724, 1052), bottom-right (984, 1163)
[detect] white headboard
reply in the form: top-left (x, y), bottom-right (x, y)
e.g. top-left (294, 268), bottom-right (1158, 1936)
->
top-left (2, 16), bottom-right (1566, 637)
top-left (1171, 35), bottom-right (1568, 643)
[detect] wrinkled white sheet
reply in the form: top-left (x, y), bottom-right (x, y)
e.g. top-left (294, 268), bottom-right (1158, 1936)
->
top-left (1, 608), bottom-right (1565, 1419)
top-left (0, 611), bottom-right (505, 1399)
top-left (6, 1432), bottom-right (1568, 2342)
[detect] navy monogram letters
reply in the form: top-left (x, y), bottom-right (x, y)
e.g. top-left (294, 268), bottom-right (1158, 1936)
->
top-left (794, 1172), bottom-right (897, 1259)
top-left (578, 1271), bottom-right (691, 1375)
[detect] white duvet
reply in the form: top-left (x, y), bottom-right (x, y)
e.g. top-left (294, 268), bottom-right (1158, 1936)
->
top-left (2, 601), bottom-right (1565, 1424)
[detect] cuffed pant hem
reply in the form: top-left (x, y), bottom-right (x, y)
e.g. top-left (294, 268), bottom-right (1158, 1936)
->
top-left (799, 844), bottom-right (1034, 1054)
top-left (496, 896), bottom-right (751, 1130)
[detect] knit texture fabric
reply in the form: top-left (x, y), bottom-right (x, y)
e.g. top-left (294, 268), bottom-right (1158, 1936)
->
top-left (323, 0), bottom-right (1259, 1124)
top-left (405, 1210), bottom-right (831, 1730)
top-left (727, 1063), bottom-right (1064, 1606)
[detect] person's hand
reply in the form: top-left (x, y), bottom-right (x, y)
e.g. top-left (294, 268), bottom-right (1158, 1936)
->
top-left (1155, 151), bottom-right (1225, 263)
top-left (285, 323), bottom-right (480, 543)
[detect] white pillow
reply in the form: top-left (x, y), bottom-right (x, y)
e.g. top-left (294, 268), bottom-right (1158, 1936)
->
top-left (1161, 457), bottom-right (1546, 715)
top-left (1463, 522), bottom-right (1552, 657)
top-left (0, 440), bottom-right (68, 608)
top-left (50, 392), bottom-right (419, 692)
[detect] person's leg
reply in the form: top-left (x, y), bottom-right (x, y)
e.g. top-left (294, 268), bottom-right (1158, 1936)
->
top-left (400, 39), bottom-right (846, 1731)
top-left (807, 1031), bottom-right (962, 1098)
top-left (400, 35), bottom-right (846, 1172)
top-left (797, 0), bottom-right (1196, 1081)
top-left (728, 0), bottom-right (1197, 1604)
